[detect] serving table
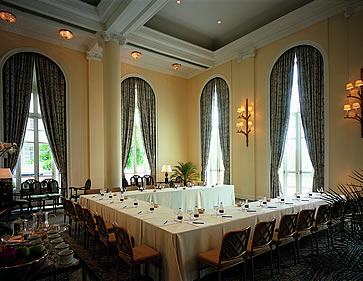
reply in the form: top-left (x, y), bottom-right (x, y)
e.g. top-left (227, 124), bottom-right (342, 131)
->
top-left (122, 185), bottom-right (235, 211)
top-left (80, 193), bottom-right (325, 281)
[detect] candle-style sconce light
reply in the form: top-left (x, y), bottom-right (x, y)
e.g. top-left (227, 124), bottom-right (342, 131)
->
top-left (344, 68), bottom-right (363, 137)
top-left (236, 99), bottom-right (253, 146)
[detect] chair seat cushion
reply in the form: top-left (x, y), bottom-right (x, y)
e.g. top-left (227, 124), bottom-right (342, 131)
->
top-left (296, 229), bottom-right (312, 239)
top-left (133, 244), bottom-right (160, 264)
top-left (247, 240), bottom-right (271, 256)
top-left (198, 248), bottom-right (220, 267)
top-left (311, 224), bottom-right (328, 232)
top-left (272, 232), bottom-right (294, 246)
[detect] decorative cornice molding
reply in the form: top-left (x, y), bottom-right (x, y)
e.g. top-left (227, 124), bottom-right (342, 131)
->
top-left (96, 31), bottom-right (127, 45)
top-left (237, 48), bottom-right (256, 62)
top-left (86, 50), bottom-right (103, 61)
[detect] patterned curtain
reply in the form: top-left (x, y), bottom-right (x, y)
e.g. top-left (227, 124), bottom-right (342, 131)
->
top-left (295, 46), bottom-right (324, 191)
top-left (136, 79), bottom-right (156, 179)
top-left (121, 78), bottom-right (136, 177)
top-left (200, 80), bottom-right (214, 182)
top-left (34, 54), bottom-right (67, 191)
top-left (2, 53), bottom-right (34, 172)
top-left (215, 78), bottom-right (230, 184)
top-left (270, 49), bottom-right (295, 197)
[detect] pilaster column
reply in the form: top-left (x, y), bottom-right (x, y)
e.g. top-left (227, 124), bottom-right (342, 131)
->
top-left (103, 39), bottom-right (121, 188)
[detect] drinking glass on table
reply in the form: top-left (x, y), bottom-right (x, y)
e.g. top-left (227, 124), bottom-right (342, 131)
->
top-left (187, 209), bottom-right (193, 221)
top-left (133, 198), bottom-right (138, 208)
top-left (100, 188), bottom-right (105, 196)
top-left (149, 201), bottom-right (155, 213)
top-left (213, 205), bottom-right (219, 216)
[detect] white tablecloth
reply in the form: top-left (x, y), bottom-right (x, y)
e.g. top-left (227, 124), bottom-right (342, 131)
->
top-left (80, 194), bottom-right (325, 281)
top-left (121, 185), bottom-right (235, 211)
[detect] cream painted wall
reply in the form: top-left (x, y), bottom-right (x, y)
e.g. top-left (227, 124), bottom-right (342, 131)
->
top-left (186, 10), bottom-right (363, 198)
top-left (0, 30), bottom-right (90, 188)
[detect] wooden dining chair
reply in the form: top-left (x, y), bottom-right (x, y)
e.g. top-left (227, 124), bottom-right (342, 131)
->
top-left (198, 226), bottom-right (251, 281)
top-left (126, 186), bottom-right (139, 191)
top-left (328, 201), bottom-right (345, 243)
top-left (311, 204), bottom-right (330, 253)
top-left (67, 199), bottom-right (78, 238)
top-left (129, 175), bottom-right (142, 188)
top-left (107, 187), bottom-right (122, 193)
top-left (142, 175), bottom-right (154, 186)
top-left (74, 202), bottom-right (87, 244)
top-left (295, 209), bottom-right (315, 262)
top-left (247, 218), bottom-right (276, 281)
top-left (94, 214), bottom-right (117, 263)
top-left (272, 213), bottom-right (298, 273)
top-left (83, 207), bottom-right (99, 257)
top-left (85, 189), bottom-right (101, 195)
top-left (113, 223), bottom-right (161, 281)
top-left (60, 196), bottom-right (70, 223)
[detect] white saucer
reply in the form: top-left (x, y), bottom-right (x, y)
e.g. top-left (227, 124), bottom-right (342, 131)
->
top-left (56, 258), bottom-right (79, 267)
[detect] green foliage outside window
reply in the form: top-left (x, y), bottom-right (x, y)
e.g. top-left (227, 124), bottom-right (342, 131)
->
top-left (126, 127), bottom-right (145, 169)
top-left (28, 143), bottom-right (52, 171)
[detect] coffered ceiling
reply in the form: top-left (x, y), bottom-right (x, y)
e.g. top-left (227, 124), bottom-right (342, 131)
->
top-left (0, 0), bottom-right (362, 78)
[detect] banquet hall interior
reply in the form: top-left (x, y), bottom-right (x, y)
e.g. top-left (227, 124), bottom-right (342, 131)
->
top-left (0, 0), bottom-right (362, 280)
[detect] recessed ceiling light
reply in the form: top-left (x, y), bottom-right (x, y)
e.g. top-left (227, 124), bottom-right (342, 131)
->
top-left (172, 63), bottom-right (181, 70)
top-left (0, 11), bottom-right (16, 23)
top-left (217, 20), bottom-right (222, 24)
top-left (176, 0), bottom-right (181, 4)
top-left (59, 29), bottom-right (73, 40)
top-left (131, 51), bottom-right (142, 59)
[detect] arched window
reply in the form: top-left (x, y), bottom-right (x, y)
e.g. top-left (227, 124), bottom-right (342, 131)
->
top-left (200, 77), bottom-right (230, 185)
top-left (121, 77), bottom-right (156, 181)
top-left (2, 52), bottom-right (67, 190)
top-left (270, 45), bottom-right (324, 197)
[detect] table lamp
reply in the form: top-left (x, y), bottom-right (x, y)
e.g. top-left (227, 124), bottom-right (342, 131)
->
top-left (161, 165), bottom-right (172, 183)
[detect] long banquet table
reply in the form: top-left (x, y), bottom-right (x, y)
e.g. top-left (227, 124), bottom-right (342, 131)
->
top-left (80, 192), bottom-right (325, 281)
top-left (122, 185), bottom-right (235, 211)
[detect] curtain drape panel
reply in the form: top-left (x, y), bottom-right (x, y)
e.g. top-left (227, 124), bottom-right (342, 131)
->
top-left (296, 46), bottom-right (324, 191)
top-left (200, 80), bottom-right (214, 182)
top-left (2, 53), bottom-right (34, 172)
top-left (215, 78), bottom-right (230, 184)
top-left (137, 79), bottom-right (156, 179)
top-left (121, 78), bottom-right (136, 178)
top-left (270, 49), bottom-right (295, 198)
top-left (34, 54), bottom-right (67, 191)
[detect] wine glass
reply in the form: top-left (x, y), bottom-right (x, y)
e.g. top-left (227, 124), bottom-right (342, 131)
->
top-left (187, 209), bottom-right (193, 221)
top-left (213, 205), bottom-right (219, 216)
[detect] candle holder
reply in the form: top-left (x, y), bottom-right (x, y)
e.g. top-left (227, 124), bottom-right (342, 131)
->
top-left (236, 99), bottom-right (253, 146)
top-left (344, 68), bottom-right (363, 138)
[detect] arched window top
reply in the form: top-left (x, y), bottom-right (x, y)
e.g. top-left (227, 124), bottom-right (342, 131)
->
top-left (200, 77), bottom-right (229, 101)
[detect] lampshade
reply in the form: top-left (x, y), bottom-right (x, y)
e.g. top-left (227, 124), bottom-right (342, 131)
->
top-left (355, 79), bottom-right (363, 87)
top-left (0, 168), bottom-right (12, 179)
top-left (344, 104), bottom-right (351, 111)
top-left (247, 121), bottom-right (252, 126)
top-left (346, 83), bottom-right (354, 90)
top-left (161, 165), bottom-right (172, 173)
top-left (248, 106), bottom-right (253, 112)
top-left (352, 102), bottom-right (361, 110)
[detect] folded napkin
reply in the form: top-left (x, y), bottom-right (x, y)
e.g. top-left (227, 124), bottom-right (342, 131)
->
top-left (246, 209), bottom-right (257, 212)
top-left (117, 205), bottom-right (132, 210)
top-left (188, 220), bottom-right (210, 227)
top-left (153, 220), bottom-right (178, 227)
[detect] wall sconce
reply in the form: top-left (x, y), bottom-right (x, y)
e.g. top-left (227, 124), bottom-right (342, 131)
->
top-left (236, 99), bottom-right (253, 146)
top-left (344, 68), bottom-right (362, 137)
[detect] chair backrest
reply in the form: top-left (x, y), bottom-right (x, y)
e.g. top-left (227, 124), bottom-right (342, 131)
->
top-left (277, 213), bottom-right (298, 239)
top-left (67, 199), bottom-right (77, 217)
top-left (94, 214), bottom-right (109, 241)
top-left (219, 226), bottom-right (250, 264)
top-left (129, 175), bottom-right (142, 187)
top-left (74, 202), bottom-right (85, 221)
top-left (83, 208), bottom-right (96, 230)
top-left (113, 224), bottom-right (133, 266)
top-left (41, 179), bottom-right (59, 194)
top-left (84, 179), bottom-right (91, 190)
top-left (330, 201), bottom-right (345, 221)
top-left (126, 186), bottom-right (139, 191)
top-left (21, 179), bottom-right (41, 195)
top-left (142, 175), bottom-right (154, 186)
top-left (107, 187), bottom-right (121, 193)
top-left (296, 209), bottom-right (315, 232)
top-left (315, 205), bottom-right (330, 226)
top-left (85, 189), bottom-right (101, 195)
top-left (60, 196), bottom-right (68, 211)
top-left (175, 176), bottom-right (183, 184)
top-left (252, 219), bottom-right (276, 248)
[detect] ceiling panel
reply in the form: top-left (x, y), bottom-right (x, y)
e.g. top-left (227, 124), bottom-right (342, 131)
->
top-left (145, 0), bottom-right (313, 51)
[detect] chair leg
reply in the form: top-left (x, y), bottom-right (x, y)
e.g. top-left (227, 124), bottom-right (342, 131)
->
top-left (314, 232), bottom-right (319, 255)
top-left (251, 256), bottom-right (255, 281)
top-left (269, 249), bottom-right (273, 277)
top-left (107, 245), bottom-right (110, 263)
top-left (293, 240), bottom-right (297, 265)
top-left (310, 235), bottom-right (314, 255)
top-left (326, 228), bottom-right (330, 248)
top-left (243, 257), bottom-right (247, 281)
top-left (116, 258), bottom-right (120, 281)
top-left (218, 270), bottom-right (222, 281)
top-left (277, 245), bottom-right (280, 273)
top-left (296, 237), bottom-right (300, 263)
top-left (158, 259), bottom-right (162, 281)
top-left (197, 261), bottom-right (201, 281)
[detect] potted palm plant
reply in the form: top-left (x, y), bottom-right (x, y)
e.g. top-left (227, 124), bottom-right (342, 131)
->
top-left (170, 161), bottom-right (200, 186)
